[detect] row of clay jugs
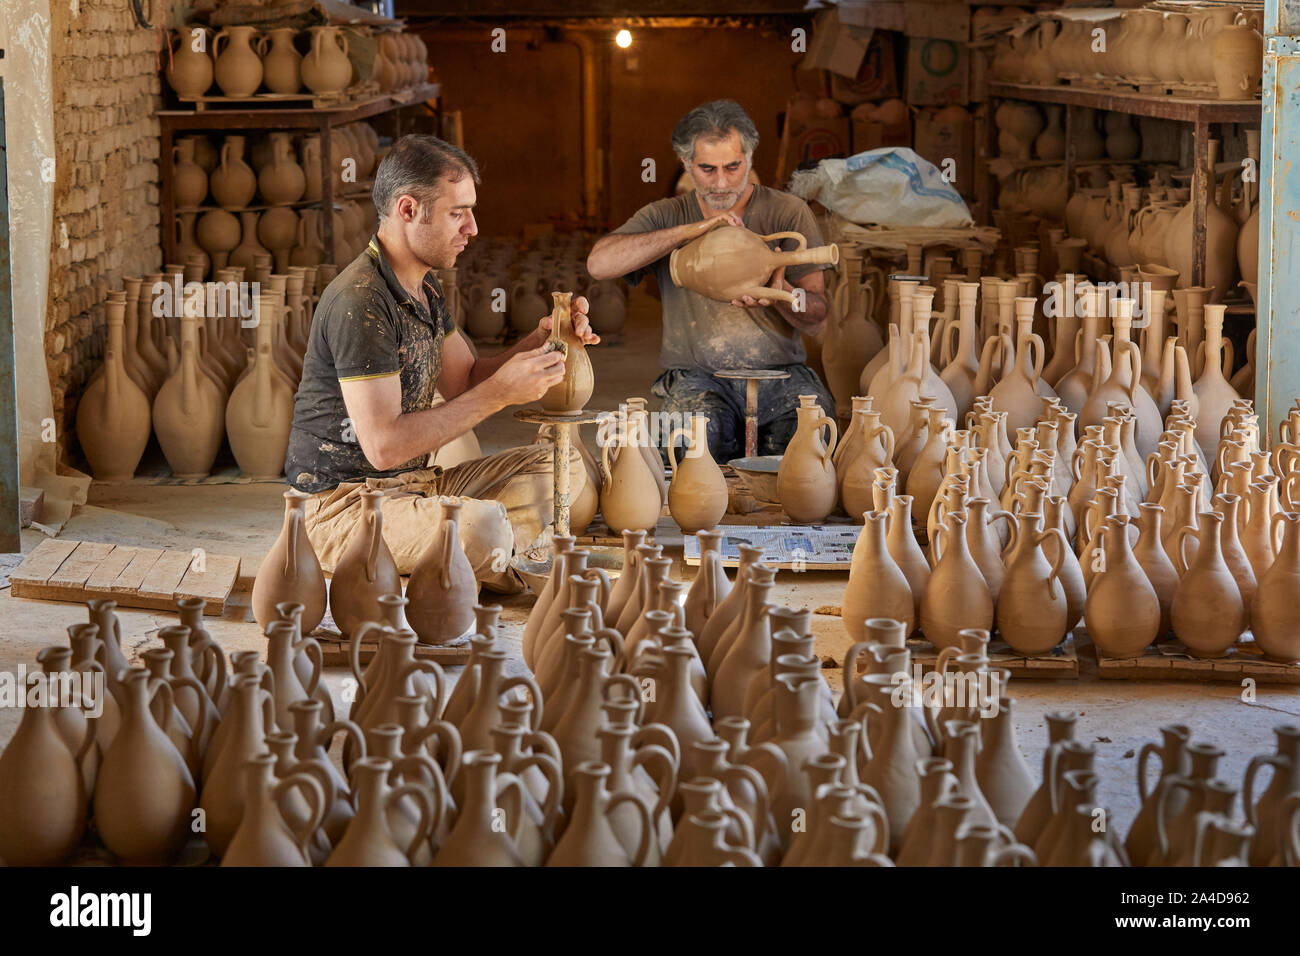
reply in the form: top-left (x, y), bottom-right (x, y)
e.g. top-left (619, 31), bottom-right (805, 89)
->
top-left (777, 394), bottom-right (838, 522)
top-left (667, 415), bottom-right (727, 532)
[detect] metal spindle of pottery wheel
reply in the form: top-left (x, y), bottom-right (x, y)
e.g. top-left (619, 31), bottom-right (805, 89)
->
top-left (513, 407), bottom-right (605, 536)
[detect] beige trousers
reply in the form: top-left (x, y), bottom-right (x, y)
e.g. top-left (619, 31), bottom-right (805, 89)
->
top-left (301, 443), bottom-right (582, 593)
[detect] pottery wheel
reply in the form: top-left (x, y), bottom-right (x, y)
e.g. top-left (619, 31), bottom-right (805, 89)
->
top-left (714, 368), bottom-right (791, 459)
top-left (514, 407), bottom-right (605, 538)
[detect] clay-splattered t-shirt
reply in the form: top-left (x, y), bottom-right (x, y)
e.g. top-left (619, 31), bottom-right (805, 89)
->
top-left (285, 237), bottom-right (448, 493)
top-left (612, 185), bottom-right (829, 372)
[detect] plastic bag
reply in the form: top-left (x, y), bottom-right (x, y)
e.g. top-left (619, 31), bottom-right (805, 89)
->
top-left (788, 147), bottom-right (973, 229)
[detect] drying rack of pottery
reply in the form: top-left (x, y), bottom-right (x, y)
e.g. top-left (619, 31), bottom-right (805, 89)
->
top-left (164, 22), bottom-right (431, 110)
top-left (5, 536), bottom-right (1300, 866)
top-left (454, 234), bottom-right (628, 343)
top-left (773, 268), bottom-right (1300, 679)
top-left (74, 259), bottom-right (333, 483)
top-left (169, 126), bottom-right (379, 278)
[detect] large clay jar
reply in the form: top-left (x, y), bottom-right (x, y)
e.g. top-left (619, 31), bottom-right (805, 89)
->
top-left (196, 209), bottom-right (241, 272)
top-left (301, 26), bottom-right (353, 94)
top-left (167, 27), bottom-right (215, 97)
top-left (921, 512), bottom-right (993, 649)
top-left (328, 490), bottom-right (402, 638)
top-left (997, 511), bottom-right (1069, 655)
top-left (1212, 15), bottom-right (1263, 100)
top-left (406, 498), bottom-right (478, 645)
top-left (668, 223), bottom-right (839, 303)
top-left (258, 132), bottom-right (307, 205)
top-left (777, 394), bottom-right (838, 522)
top-left (213, 26), bottom-right (264, 96)
top-left (667, 414), bottom-right (727, 532)
top-left (173, 138), bottom-right (209, 208)
top-left (600, 412), bottom-right (663, 534)
top-left (225, 293), bottom-right (293, 477)
top-left (1252, 512), bottom-right (1300, 662)
top-left (1172, 511), bottom-right (1246, 657)
top-left (153, 310), bottom-right (225, 478)
top-left (93, 668), bottom-right (196, 864)
top-left (259, 28), bottom-right (303, 95)
top-left (1164, 142), bottom-right (1239, 302)
top-left (1085, 514), bottom-right (1161, 658)
top-left (77, 296), bottom-right (151, 480)
top-left (539, 291), bottom-right (594, 412)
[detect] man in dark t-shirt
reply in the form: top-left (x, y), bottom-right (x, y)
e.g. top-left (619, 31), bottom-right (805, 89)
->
top-left (588, 99), bottom-right (835, 463)
top-left (287, 135), bottom-right (596, 593)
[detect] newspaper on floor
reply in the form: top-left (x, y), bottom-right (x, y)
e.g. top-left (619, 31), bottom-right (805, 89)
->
top-left (682, 525), bottom-right (859, 570)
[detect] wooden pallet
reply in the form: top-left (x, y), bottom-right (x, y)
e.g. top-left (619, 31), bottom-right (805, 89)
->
top-left (906, 635), bottom-right (1080, 680)
top-left (316, 635), bottom-right (471, 668)
top-left (10, 538), bottom-right (243, 615)
top-left (1096, 636), bottom-right (1300, 685)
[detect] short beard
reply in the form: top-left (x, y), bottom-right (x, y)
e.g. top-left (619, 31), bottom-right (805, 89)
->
top-left (700, 188), bottom-right (743, 211)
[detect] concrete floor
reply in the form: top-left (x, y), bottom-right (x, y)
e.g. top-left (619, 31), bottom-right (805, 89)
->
top-left (2, 285), bottom-right (1297, 839)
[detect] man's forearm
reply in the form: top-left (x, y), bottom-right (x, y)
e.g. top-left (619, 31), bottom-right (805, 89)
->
top-left (587, 223), bottom-right (698, 280)
top-left (776, 290), bottom-right (828, 334)
top-left (469, 327), bottom-right (547, 386)
top-left (365, 380), bottom-right (507, 469)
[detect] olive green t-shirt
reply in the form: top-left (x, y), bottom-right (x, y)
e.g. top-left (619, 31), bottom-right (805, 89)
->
top-left (611, 185), bottom-right (828, 372)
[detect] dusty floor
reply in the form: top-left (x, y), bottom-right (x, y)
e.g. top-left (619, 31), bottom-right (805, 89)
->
top-left (2, 286), bottom-right (1297, 835)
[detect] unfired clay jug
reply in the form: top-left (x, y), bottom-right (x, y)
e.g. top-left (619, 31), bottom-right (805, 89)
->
top-left (667, 414), bottom-right (727, 532)
top-left (1172, 511), bottom-right (1245, 656)
top-left (920, 512), bottom-right (993, 649)
top-left (1085, 514), bottom-right (1161, 657)
top-left (1252, 512), bottom-right (1300, 662)
top-left (258, 132), bottom-right (306, 205)
top-left (328, 490), bottom-right (402, 638)
top-left (258, 28), bottom-right (302, 95)
top-left (539, 291), bottom-right (594, 413)
top-left (252, 493), bottom-right (327, 636)
top-left (225, 293), bottom-right (293, 477)
top-left (213, 26), bottom-right (263, 97)
top-left (301, 26), bottom-right (353, 94)
top-left (842, 512), bottom-right (914, 642)
top-left (601, 413), bottom-right (663, 534)
top-left (668, 222), bottom-right (839, 304)
top-left (220, 753), bottom-right (324, 866)
top-left (997, 512), bottom-right (1069, 655)
top-left (405, 498), bottom-right (477, 645)
top-left (77, 296), bottom-right (151, 480)
top-left (152, 311), bottom-right (225, 478)
top-left (777, 394), bottom-right (838, 522)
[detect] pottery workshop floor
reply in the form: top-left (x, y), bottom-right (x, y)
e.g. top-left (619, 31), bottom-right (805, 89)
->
top-left (2, 286), bottom-right (1297, 828)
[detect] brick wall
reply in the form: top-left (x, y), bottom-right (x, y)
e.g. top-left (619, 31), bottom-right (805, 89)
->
top-left (46, 1), bottom-right (181, 462)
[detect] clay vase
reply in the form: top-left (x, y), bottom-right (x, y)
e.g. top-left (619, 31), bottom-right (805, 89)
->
top-left (824, 258), bottom-right (883, 417)
top-left (301, 26), bottom-right (352, 94)
top-left (601, 413), bottom-right (663, 534)
top-left (258, 132), bottom-right (307, 205)
top-left (1124, 723), bottom-right (1193, 866)
top-left (167, 27), bottom-right (215, 97)
top-left (988, 299), bottom-right (1052, 435)
top-left (1212, 15), bottom-right (1263, 100)
top-left (665, 812), bottom-right (763, 866)
top-left (538, 291), bottom-right (594, 413)
top-left (777, 395), bottom-right (838, 522)
top-left (173, 138), bottom-right (209, 208)
top-left (855, 675), bottom-right (925, 855)
top-left (1172, 512), bottom-right (1245, 657)
top-left (683, 529), bottom-right (731, 639)
top-left (199, 672), bottom-right (278, 857)
top-left (327, 757), bottom-right (439, 866)
top-left (225, 295), bottom-right (293, 478)
top-left (973, 695), bottom-right (1035, 829)
top-left (152, 311), bottom-right (225, 478)
top-left (252, 494), bottom-right (328, 638)
top-left (840, 411), bottom-right (895, 522)
top-left (742, 674), bottom-right (828, 853)
top-left (220, 753), bottom-right (324, 867)
top-left (1252, 512), bottom-right (1300, 662)
top-left (1132, 503), bottom-right (1178, 638)
top-left (406, 499), bottom-right (478, 645)
top-left (328, 489), bottom-right (402, 639)
top-left (210, 135), bottom-right (257, 209)
top-left (711, 570), bottom-right (778, 720)
top-left (997, 512), bottom-right (1069, 655)
top-left (1085, 514), bottom-right (1161, 658)
top-left (521, 535), bottom-right (576, 669)
top-left (1243, 724), bottom-right (1300, 865)
top-left (546, 762), bottom-right (653, 866)
top-left (0, 657), bottom-right (95, 864)
top-left (77, 297), bottom-right (151, 480)
top-left (213, 25), bottom-right (263, 97)
top-left (258, 28), bottom-right (302, 95)
top-left (1192, 305), bottom-right (1241, 459)
top-left (432, 750), bottom-right (527, 866)
top-left (921, 512), bottom-right (993, 649)
top-left (698, 544), bottom-right (762, 669)
top-left (93, 668), bottom-right (196, 864)
top-left (842, 512), bottom-right (914, 643)
top-left (668, 223), bottom-right (839, 304)
top-left (667, 414), bottom-right (728, 533)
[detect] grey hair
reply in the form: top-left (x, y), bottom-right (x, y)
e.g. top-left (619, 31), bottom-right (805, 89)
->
top-left (373, 134), bottom-right (480, 220)
top-left (671, 100), bottom-right (759, 165)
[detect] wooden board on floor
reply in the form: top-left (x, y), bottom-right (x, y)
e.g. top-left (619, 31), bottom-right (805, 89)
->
top-left (316, 636), bottom-right (472, 668)
top-left (9, 539), bottom-right (237, 615)
top-left (1096, 637), bottom-right (1300, 685)
top-left (904, 635), bottom-right (1080, 680)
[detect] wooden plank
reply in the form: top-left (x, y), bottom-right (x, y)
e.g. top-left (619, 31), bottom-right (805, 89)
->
top-left (47, 541), bottom-right (116, 587)
top-left (137, 550), bottom-right (194, 601)
top-left (317, 637), bottom-right (471, 668)
top-left (9, 538), bottom-right (79, 585)
top-left (1097, 640), bottom-right (1300, 685)
top-left (85, 546), bottom-right (140, 590)
top-left (236, 556), bottom-right (261, 591)
top-left (176, 554), bottom-right (240, 610)
top-left (110, 548), bottom-right (165, 593)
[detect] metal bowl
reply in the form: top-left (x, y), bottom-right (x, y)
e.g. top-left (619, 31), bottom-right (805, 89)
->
top-left (511, 543), bottom-right (626, 596)
top-left (727, 455), bottom-right (782, 506)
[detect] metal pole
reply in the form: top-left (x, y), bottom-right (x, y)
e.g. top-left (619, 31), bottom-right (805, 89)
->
top-left (553, 421), bottom-right (572, 537)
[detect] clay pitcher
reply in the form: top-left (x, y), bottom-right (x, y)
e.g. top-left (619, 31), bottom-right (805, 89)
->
top-left (257, 132), bottom-right (307, 205)
top-left (326, 756), bottom-right (438, 866)
top-left (600, 413), bottom-right (663, 534)
top-left (546, 762), bottom-right (653, 866)
top-left (683, 529), bottom-right (732, 639)
top-left (1126, 723), bottom-right (1192, 866)
top-left (258, 27), bottom-right (302, 95)
top-left (668, 222), bottom-right (839, 304)
top-left (77, 296), bottom-right (151, 480)
top-left (855, 674), bottom-right (925, 854)
top-left (152, 311), bottom-right (225, 478)
top-left (521, 535), bottom-right (575, 668)
top-left (328, 489), bottom-right (402, 638)
top-left (1172, 512), bottom-right (1245, 657)
top-left (300, 25), bottom-right (353, 94)
top-left (220, 753), bottom-right (325, 866)
top-left (667, 414), bottom-right (728, 532)
top-left (213, 25), bottom-right (263, 97)
top-left (253, 492), bottom-right (327, 635)
top-left (975, 696), bottom-right (1036, 828)
top-left (1084, 514), bottom-right (1161, 658)
top-left (226, 294), bottom-right (294, 477)
top-left (406, 498), bottom-right (478, 645)
top-left (1253, 512), bottom-right (1300, 662)
top-left (93, 668), bottom-right (197, 864)
top-left (997, 512), bottom-right (1069, 655)
top-left (1242, 724), bottom-right (1300, 866)
top-left (199, 672), bottom-right (277, 856)
top-left (921, 511), bottom-right (993, 649)
top-left (777, 394), bottom-right (838, 522)
top-left (539, 291), bottom-right (594, 413)
top-left (432, 750), bottom-right (528, 866)
top-left (842, 511), bottom-right (914, 642)
top-left (167, 27), bottom-right (215, 97)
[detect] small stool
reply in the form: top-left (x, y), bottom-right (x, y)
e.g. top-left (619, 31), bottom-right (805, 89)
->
top-left (514, 407), bottom-right (604, 538)
top-left (715, 368), bottom-right (791, 459)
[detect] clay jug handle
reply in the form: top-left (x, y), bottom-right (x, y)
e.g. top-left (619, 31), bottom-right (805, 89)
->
top-left (388, 781), bottom-right (437, 859)
top-left (1221, 338), bottom-right (1235, 378)
top-left (1072, 326), bottom-right (1083, 363)
top-left (408, 719), bottom-right (461, 786)
top-left (500, 674), bottom-right (543, 730)
top-left (600, 436), bottom-right (614, 493)
top-left (634, 721), bottom-right (682, 769)
top-left (1134, 740), bottom-right (1163, 802)
top-left (1173, 524), bottom-right (1196, 576)
top-left (75, 705), bottom-right (101, 766)
top-left (584, 567), bottom-right (612, 608)
top-left (494, 772), bottom-right (530, 844)
top-left (1241, 753), bottom-right (1284, 827)
top-left (516, 752), bottom-right (564, 844)
top-left (848, 700), bottom-right (882, 763)
top-left (148, 679), bottom-right (175, 737)
top-left (607, 790), bottom-right (655, 866)
top-left (336, 29), bottom-right (350, 58)
top-left (1124, 342), bottom-right (1142, 404)
top-left (1282, 793), bottom-right (1300, 867)
top-left (294, 636), bottom-right (323, 697)
top-left (1029, 333), bottom-right (1046, 382)
top-left (404, 659), bottom-right (447, 718)
top-left (1145, 452), bottom-right (1160, 493)
top-left (722, 762), bottom-right (770, 843)
top-left (255, 33), bottom-right (269, 56)
top-left (632, 741), bottom-right (677, 822)
top-left (1045, 742), bottom-right (1064, 814)
top-left (989, 842), bottom-right (1038, 867)
top-left (348, 621), bottom-right (384, 701)
top-left (323, 716), bottom-right (368, 772)
top-left (841, 641), bottom-right (869, 709)
top-left (275, 770), bottom-right (326, 859)
top-left (284, 507), bottom-right (301, 580)
top-left (1039, 529), bottom-right (1067, 600)
top-left (1154, 776), bottom-right (1194, 862)
top-left (719, 804), bottom-right (756, 851)
top-left (942, 319), bottom-right (960, 368)
top-left (666, 425), bottom-right (691, 477)
top-left (593, 626), bottom-right (626, 672)
top-left (602, 673), bottom-right (646, 725)
top-left (213, 29), bottom-right (228, 61)
top-left (816, 416), bottom-right (838, 467)
top-left (758, 230), bottom-right (808, 251)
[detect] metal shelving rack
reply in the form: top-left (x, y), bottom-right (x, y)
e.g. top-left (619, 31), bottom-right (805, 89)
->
top-left (158, 85), bottom-right (440, 265)
top-left (986, 81), bottom-right (1261, 286)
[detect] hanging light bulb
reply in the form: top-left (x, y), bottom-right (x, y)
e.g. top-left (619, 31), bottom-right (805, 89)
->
top-left (615, 29), bottom-right (632, 48)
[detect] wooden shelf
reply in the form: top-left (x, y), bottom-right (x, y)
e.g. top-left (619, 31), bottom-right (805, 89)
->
top-left (989, 82), bottom-right (1262, 124)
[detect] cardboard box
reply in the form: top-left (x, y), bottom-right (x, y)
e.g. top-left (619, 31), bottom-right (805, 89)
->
top-left (903, 3), bottom-right (971, 43)
top-left (777, 115), bottom-right (852, 181)
top-left (829, 30), bottom-right (900, 104)
top-left (913, 106), bottom-right (975, 197)
top-left (905, 37), bottom-right (969, 105)
top-left (800, 7), bottom-right (875, 79)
